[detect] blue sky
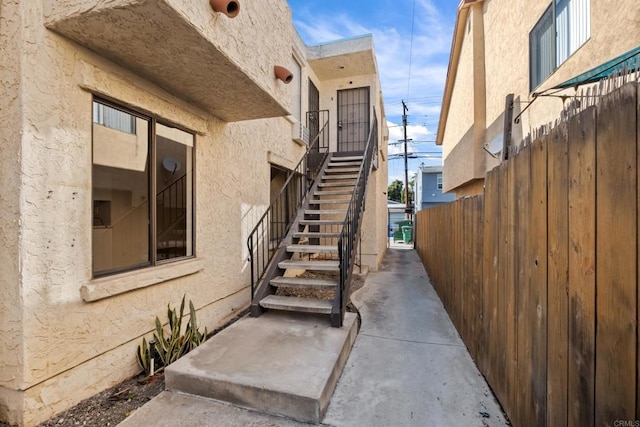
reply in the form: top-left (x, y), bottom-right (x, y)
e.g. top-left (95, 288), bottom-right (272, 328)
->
top-left (286, 0), bottom-right (458, 184)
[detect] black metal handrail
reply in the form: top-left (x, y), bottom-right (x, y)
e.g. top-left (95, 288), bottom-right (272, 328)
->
top-left (334, 109), bottom-right (378, 327)
top-left (247, 112), bottom-right (329, 299)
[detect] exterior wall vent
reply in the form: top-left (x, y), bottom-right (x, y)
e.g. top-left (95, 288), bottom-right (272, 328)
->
top-left (292, 121), bottom-right (310, 145)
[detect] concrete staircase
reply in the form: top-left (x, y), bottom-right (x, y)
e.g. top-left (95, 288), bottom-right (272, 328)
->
top-left (162, 154), bottom-right (367, 424)
top-left (256, 154), bottom-right (363, 319)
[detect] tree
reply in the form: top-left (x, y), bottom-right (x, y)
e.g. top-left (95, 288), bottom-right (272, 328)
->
top-left (387, 179), bottom-right (403, 202)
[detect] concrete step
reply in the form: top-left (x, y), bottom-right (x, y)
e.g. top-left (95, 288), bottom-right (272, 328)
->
top-left (317, 182), bottom-right (355, 188)
top-left (314, 190), bottom-right (353, 196)
top-left (309, 199), bottom-right (351, 205)
top-left (293, 231), bottom-right (341, 238)
top-left (304, 209), bottom-right (348, 215)
top-left (327, 161), bottom-right (362, 167)
top-left (331, 155), bottom-right (363, 162)
top-left (325, 167), bottom-right (360, 173)
top-left (299, 219), bottom-right (344, 226)
top-left (286, 244), bottom-right (339, 253)
top-left (270, 275), bottom-right (339, 290)
top-left (322, 174), bottom-right (358, 180)
top-left (164, 311), bottom-right (358, 423)
top-left (279, 259), bottom-right (340, 271)
top-left (259, 295), bottom-right (333, 314)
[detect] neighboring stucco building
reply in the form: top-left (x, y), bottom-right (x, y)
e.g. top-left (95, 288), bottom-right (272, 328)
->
top-left (438, 0), bottom-right (640, 197)
top-left (0, 1), bottom-right (388, 425)
top-left (414, 166), bottom-right (455, 211)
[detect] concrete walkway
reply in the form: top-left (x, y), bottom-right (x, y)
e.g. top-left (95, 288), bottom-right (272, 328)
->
top-left (120, 245), bottom-right (507, 426)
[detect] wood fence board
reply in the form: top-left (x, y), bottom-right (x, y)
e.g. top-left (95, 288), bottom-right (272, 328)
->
top-left (595, 84), bottom-right (637, 425)
top-left (472, 196), bottom-right (484, 361)
top-left (496, 163), bottom-right (508, 406)
top-left (637, 84), bottom-right (640, 424)
top-left (546, 123), bottom-right (569, 427)
top-left (482, 170), bottom-right (499, 384)
top-left (414, 82), bottom-right (640, 427)
top-left (530, 137), bottom-right (549, 426)
top-left (460, 199), bottom-right (473, 357)
top-left (515, 143), bottom-right (532, 427)
top-left (567, 105), bottom-right (596, 427)
top-left (505, 157), bottom-right (518, 422)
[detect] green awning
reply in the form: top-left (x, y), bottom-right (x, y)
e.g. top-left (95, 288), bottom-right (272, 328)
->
top-left (553, 45), bottom-right (640, 89)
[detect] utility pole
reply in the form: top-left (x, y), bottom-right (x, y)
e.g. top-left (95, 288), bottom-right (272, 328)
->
top-left (402, 100), bottom-right (410, 219)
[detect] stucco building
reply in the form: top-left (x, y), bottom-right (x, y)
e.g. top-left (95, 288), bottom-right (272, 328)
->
top-left (0, 1), bottom-right (389, 424)
top-left (438, 0), bottom-right (640, 196)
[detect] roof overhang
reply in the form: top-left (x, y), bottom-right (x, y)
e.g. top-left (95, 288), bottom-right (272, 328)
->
top-left (45, 0), bottom-right (289, 122)
top-left (436, 0), bottom-right (484, 145)
top-left (307, 36), bottom-right (378, 80)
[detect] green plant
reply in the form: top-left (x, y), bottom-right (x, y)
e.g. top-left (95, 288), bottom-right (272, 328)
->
top-left (136, 295), bottom-right (208, 375)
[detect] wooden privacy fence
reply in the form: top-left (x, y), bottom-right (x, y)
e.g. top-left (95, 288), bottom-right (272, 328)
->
top-left (415, 82), bottom-right (639, 427)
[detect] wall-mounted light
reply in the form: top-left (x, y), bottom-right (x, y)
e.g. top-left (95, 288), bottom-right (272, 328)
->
top-left (274, 66), bottom-right (293, 84)
top-left (209, 0), bottom-right (240, 18)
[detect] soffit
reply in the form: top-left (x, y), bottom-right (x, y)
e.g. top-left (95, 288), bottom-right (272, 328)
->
top-left (45, 0), bottom-right (288, 122)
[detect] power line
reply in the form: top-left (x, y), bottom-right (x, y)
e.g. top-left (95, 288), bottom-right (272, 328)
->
top-left (406, 0), bottom-right (417, 99)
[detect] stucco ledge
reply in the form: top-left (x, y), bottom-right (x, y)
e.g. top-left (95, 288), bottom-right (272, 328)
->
top-left (81, 258), bottom-right (205, 302)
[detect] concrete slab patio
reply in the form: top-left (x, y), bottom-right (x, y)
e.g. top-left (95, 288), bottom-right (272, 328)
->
top-left (120, 244), bottom-right (507, 426)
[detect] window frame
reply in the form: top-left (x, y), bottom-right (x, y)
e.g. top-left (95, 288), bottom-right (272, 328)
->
top-left (91, 96), bottom-right (196, 278)
top-left (436, 174), bottom-right (443, 190)
top-left (529, 0), bottom-right (591, 92)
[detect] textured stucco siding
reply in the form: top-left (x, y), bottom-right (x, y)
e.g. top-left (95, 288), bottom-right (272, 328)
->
top-left (0, 2), bottom-right (26, 424)
top-left (43, 0), bottom-right (295, 121)
top-left (443, 0), bottom-right (640, 195)
top-left (1, 2), bottom-right (390, 425)
top-left (483, 0), bottom-right (640, 161)
top-left (0, 1), bottom-right (307, 424)
top-left (441, 8), bottom-right (476, 193)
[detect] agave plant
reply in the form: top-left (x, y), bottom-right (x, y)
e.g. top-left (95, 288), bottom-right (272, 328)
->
top-left (137, 295), bottom-right (208, 375)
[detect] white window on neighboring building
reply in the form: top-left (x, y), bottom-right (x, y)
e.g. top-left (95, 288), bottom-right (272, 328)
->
top-left (92, 98), bottom-right (195, 276)
top-left (437, 173), bottom-right (443, 190)
top-left (530, 0), bottom-right (590, 91)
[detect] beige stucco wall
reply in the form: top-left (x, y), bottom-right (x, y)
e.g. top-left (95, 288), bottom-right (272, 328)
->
top-left (0, 2), bottom-right (389, 425)
top-left (0, 0), bottom-right (26, 421)
top-left (441, 4), bottom-right (477, 193)
top-left (442, 0), bottom-right (640, 194)
top-left (0, 1), bottom-right (302, 425)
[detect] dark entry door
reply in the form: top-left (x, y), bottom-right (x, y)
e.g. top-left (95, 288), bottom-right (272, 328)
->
top-left (337, 87), bottom-right (370, 152)
top-left (308, 79), bottom-right (320, 144)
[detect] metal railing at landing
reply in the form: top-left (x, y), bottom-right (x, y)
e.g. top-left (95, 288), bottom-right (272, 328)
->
top-left (247, 111), bottom-right (329, 299)
top-left (333, 108), bottom-right (378, 327)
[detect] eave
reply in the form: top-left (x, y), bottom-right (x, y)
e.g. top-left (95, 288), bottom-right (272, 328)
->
top-left (436, 0), bottom-right (484, 145)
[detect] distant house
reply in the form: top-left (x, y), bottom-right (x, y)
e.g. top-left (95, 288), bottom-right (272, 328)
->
top-left (414, 166), bottom-right (455, 211)
top-left (438, 0), bottom-right (640, 197)
top-left (388, 200), bottom-right (408, 234)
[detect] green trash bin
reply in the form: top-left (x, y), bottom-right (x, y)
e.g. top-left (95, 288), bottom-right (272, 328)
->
top-left (401, 225), bottom-right (413, 243)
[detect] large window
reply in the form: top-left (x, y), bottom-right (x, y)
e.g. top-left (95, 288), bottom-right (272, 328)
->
top-left (92, 99), bottom-right (194, 276)
top-left (530, 0), bottom-right (590, 91)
